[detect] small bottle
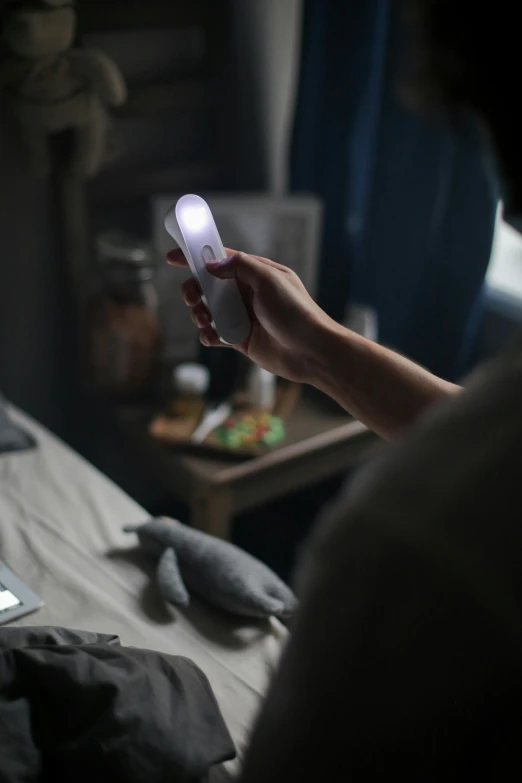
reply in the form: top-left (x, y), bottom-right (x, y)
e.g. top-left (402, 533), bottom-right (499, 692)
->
top-left (169, 362), bottom-right (210, 419)
top-left (247, 365), bottom-right (276, 410)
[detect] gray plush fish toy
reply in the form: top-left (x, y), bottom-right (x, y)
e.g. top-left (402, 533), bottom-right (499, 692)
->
top-left (124, 517), bottom-right (297, 619)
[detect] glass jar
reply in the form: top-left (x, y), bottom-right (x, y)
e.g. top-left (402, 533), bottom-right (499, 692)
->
top-left (87, 232), bottom-right (162, 399)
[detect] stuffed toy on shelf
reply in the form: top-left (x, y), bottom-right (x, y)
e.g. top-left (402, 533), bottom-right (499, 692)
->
top-left (0, 0), bottom-right (127, 177)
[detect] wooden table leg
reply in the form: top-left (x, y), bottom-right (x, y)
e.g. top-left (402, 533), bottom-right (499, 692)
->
top-left (190, 486), bottom-right (233, 540)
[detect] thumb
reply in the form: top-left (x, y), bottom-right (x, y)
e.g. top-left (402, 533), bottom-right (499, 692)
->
top-left (206, 252), bottom-right (266, 289)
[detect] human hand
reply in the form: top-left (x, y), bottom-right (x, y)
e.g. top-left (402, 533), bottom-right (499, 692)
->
top-left (166, 248), bottom-right (335, 384)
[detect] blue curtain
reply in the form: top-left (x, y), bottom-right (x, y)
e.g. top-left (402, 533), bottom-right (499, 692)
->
top-left (291, 0), bottom-right (497, 380)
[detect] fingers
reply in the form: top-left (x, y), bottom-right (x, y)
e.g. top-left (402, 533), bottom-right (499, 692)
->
top-left (181, 278), bottom-right (211, 328)
top-left (167, 247), bottom-right (243, 267)
top-left (222, 248), bottom-right (285, 270)
top-left (206, 252), bottom-right (273, 289)
top-left (177, 264), bottom-right (244, 351)
top-left (181, 277), bottom-right (201, 306)
top-left (167, 246), bottom-right (283, 271)
top-left (199, 326), bottom-right (226, 348)
top-left (180, 283), bottom-right (217, 342)
top-left (190, 302), bottom-right (211, 328)
top-left (166, 248), bottom-right (188, 267)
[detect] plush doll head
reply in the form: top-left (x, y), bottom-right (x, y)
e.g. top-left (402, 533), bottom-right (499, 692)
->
top-left (2, 0), bottom-right (76, 60)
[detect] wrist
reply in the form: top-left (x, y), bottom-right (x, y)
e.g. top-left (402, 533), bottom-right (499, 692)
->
top-left (302, 315), bottom-right (359, 390)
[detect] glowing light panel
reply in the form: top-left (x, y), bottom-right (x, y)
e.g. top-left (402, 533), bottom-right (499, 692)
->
top-left (181, 206), bottom-right (207, 232)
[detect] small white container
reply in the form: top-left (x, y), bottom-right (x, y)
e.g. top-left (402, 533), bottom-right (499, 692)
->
top-left (247, 365), bottom-right (276, 410)
top-left (172, 363), bottom-right (210, 396)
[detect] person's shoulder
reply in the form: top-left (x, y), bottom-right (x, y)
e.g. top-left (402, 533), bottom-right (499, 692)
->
top-left (297, 346), bottom-right (522, 607)
top-left (260, 350), bottom-right (522, 782)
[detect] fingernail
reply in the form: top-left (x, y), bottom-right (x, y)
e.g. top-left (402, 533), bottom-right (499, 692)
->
top-left (206, 258), bottom-right (226, 270)
top-left (208, 252), bottom-right (237, 269)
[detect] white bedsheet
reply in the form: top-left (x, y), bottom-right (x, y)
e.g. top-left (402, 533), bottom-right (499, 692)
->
top-left (0, 407), bottom-right (286, 768)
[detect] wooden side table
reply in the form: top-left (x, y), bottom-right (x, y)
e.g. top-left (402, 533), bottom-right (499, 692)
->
top-left (116, 392), bottom-right (377, 540)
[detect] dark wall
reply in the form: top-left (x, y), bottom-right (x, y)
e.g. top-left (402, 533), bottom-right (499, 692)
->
top-left (0, 111), bottom-right (67, 433)
top-left (0, 3), bottom-right (234, 435)
top-left (0, 1), bottom-right (253, 439)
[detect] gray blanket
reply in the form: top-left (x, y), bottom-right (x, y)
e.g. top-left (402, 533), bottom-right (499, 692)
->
top-left (0, 626), bottom-right (235, 782)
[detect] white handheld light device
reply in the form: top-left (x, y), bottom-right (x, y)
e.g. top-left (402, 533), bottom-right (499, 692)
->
top-left (164, 194), bottom-right (251, 345)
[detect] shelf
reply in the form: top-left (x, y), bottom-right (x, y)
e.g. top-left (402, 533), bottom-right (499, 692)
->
top-left (82, 0), bottom-right (211, 32)
top-left (88, 161), bottom-right (219, 205)
top-left (118, 80), bottom-right (215, 117)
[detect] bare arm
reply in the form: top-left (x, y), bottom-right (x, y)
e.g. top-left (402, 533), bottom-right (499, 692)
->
top-left (167, 248), bottom-right (461, 440)
top-left (309, 321), bottom-right (461, 439)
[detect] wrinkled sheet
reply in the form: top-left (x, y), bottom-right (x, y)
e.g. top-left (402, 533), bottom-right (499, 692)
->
top-left (0, 407), bottom-right (286, 768)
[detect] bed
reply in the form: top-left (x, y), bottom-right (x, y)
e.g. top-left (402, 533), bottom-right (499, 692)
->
top-left (0, 406), bottom-right (286, 769)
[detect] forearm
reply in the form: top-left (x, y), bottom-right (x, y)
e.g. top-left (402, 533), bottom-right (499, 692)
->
top-left (309, 320), bottom-right (461, 439)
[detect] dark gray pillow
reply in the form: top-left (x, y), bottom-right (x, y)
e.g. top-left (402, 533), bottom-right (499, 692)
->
top-left (0, 394), bottom-right (36, 454)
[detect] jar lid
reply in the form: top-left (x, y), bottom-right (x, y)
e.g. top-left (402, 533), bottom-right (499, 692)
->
top-left (173, 363), bottom-right (210, 396)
